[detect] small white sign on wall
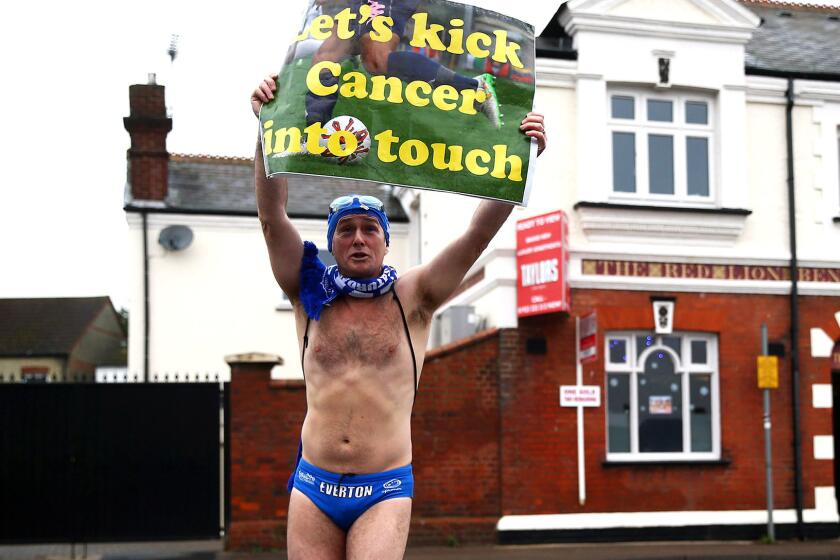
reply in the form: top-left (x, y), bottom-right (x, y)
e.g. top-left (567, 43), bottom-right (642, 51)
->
top-left (560, 385), bottom-right (601, 407)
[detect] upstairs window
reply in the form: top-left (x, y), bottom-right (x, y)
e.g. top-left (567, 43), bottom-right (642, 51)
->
top-left (609, 91), bottom-right (714, 205)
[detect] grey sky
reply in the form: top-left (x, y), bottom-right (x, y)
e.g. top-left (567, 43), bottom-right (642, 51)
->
top-left (1, 0), bottom-right (832, 311)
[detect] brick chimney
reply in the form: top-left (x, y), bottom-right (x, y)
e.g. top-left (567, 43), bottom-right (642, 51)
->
top-left (123, 75), bottom-right (172, 202)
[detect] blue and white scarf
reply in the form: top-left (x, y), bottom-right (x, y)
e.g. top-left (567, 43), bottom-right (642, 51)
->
top-left (300, 241), bottom-right (398, 320)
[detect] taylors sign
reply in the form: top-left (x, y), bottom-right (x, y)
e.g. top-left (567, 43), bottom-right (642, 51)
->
top-left (516, 210), bottom-right (570, 317)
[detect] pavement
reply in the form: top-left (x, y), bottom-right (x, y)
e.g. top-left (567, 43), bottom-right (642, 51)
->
top-left (1, 539), bottom-right (840, 560)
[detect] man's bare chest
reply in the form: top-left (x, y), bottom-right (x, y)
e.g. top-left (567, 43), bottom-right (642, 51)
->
top-left (307, 297), bottom-right (411, 371)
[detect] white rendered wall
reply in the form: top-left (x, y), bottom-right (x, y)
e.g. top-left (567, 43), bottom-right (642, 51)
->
top-left (126, 213), bottom-right (409, 381)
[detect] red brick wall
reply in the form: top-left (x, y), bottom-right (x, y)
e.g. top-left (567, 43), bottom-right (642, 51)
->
top-left (409, 329), bottom-right (503, 545)
top-left (227, 363), bottom-right (306, 551)
top-left (501, 289), bottom-right (838, 516)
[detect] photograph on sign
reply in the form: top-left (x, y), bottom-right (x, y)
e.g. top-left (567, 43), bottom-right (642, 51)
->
top-left (260, 0), bottom-right (537, 204)
top-left (516, 210), bottom-right (570, 317)
top-left (649, 395), bottom-right (672, 415)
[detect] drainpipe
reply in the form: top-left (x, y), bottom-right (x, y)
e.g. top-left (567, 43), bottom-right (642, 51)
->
top-left (785, 77), bottom-right (804, 539)
top-left (143, 210), bottom-right (150, 384)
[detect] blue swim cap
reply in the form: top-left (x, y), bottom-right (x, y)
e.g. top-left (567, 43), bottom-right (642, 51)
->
top-left (326, 195), bottom-right (390, 253)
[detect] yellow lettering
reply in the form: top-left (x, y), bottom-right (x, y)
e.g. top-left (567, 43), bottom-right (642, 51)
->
top-left (370, 16), bottom-right (394, 42)
top-left (491, 145), bottom-right (523, 181)
top-left (431, 143), bottom-right (464, 172)
top-left (465, 32), bottom-right (492, 59)
top-left (458, 88), bottom-right (483, 115)
top-left (304, 122), bottom-right (327, 155)
top-left (447, 19), bottom-right (465, 54)
top-left (340, 72), bottom-right (369, 100)
top-left (334, 8), bottom-right (357, 40)
top-left (272, 127), bottom-right (302, 154)
top-left (370, 75), bottom-right (404, 103)
top-left (432, 85), bottom-right (459, 111)
top-left (405, 81), bottom-right (432, 107)
top-left (374, 129), bottom-right (400, 163)
top-left (399, 139), bottom-right (429, 166)
top-left (263, 120), bottom-right (274, 156)
top-left (307, 61), bottom-right (341, 96)
top-left (409, 13), bottom-right (447, 50)
top-left (327, 130), bottom-right (358, 157)
top-left (465, 149), bottom-right (491, 176)
top-left (310, 15), bottom-right (334, 40)
top-left (492, 30), bottom-right (523, 68)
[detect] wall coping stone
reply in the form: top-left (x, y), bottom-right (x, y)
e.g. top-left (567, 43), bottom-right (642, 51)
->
top-left (225, 352), bottom-right (284, 366)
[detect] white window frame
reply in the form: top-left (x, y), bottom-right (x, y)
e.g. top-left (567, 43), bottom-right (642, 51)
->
top-left (608, 89), bottom-right (717, 207)
top-left (604, 331), bottom-right (721, 462)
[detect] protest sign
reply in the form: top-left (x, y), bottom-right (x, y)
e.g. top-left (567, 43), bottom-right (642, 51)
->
top-left (260, 0), bottom-right (537, 205)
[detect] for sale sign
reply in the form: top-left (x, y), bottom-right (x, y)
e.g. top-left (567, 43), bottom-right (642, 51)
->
top-left (516, 210), bottom-right (570, 317)
top-left (560, 386), bottom-right (601, 407)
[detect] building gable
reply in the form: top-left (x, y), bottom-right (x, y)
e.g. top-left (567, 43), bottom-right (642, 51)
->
top-left (609, 0), bottom-right (721, 25)
top-left (563, 0), bottom-right (760, 42)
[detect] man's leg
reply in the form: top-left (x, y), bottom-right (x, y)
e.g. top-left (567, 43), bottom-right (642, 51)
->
top-left (305, 34), bottom-right (356, 127)
top-left (287, 488), bottom-right (346, 560)
top-left (346, 498), bottom-right (412, 560)
top-left (360, 35), bottom-right (477, 90)
top-left (359, 35), bottom-right (502, 128)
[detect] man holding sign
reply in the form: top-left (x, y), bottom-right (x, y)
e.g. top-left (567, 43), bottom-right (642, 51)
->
top-left (251, 72), bottom-right (545, 558)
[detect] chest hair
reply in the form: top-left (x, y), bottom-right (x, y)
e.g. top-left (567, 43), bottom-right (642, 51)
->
top-left (309, 296), bottom-right (408, 370)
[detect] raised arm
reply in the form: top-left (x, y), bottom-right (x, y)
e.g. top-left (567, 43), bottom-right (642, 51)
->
top-left (409, 112), bottom-right (547, 314)
top-left (252, 75), bottom-right (304, 300)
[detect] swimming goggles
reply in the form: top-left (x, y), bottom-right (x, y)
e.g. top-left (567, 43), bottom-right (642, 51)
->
top-left (329, 195), bottom-right (385, 214)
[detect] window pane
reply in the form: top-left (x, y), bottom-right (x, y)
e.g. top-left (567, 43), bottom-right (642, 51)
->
top-left (649, 135), bottom-right (675, 195)
top-left (608, 374), bottom-right (631, 452)
top-left (612, 96), bottom-right (635, 119)
top-left (687, 137), bottom-right (710, 197)
top-left (637, 335), bottom-right (654, 359)
top-left (686, 101), bottom-right (708, 124)
top-left (613, 132), bottom-right (636, 193)
top-left (690, 374), bottom-right (713, 452)
top-left (662, 336), bottom-right (681, 359)
top-left (647, 99), bottom-right (673, 122)
top-left (638, 351), bottom-right (682, 452)
top-left (609, 339), bottom-right (628, 364)
top-left (691, 340), bottom-right (708, 364)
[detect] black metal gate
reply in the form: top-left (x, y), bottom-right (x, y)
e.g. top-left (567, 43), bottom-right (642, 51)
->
top-left (0, 382), bottom-right (226, 544)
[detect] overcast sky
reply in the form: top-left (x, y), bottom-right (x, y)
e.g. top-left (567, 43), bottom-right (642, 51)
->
top-left (0, 0), bottom-right (835, 312)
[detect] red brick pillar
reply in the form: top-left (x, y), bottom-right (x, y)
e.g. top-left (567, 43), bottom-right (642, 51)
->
top-left (225, 352), bottom-right (306, 552)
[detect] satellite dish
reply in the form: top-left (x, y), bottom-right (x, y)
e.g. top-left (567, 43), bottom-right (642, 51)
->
top-left (158, 225), bottom-right (193, 251)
